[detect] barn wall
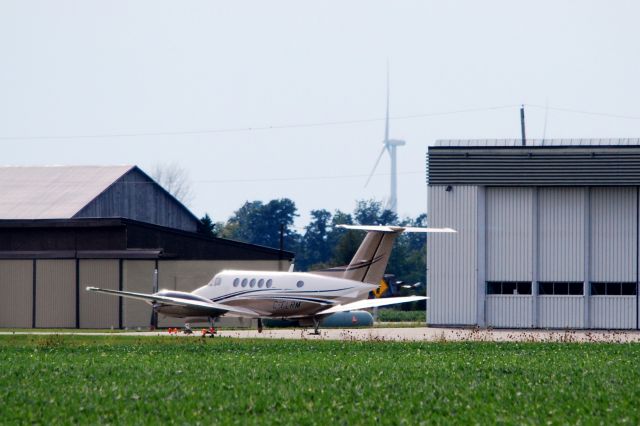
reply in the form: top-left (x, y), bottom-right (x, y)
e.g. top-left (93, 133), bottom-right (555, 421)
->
top-left (75, 168), bottom-right (199, 232)
top-left (0, 260), bottom-right (33, 328)
top-left (35, 259), bottom-right (75, 328)
top-left (122, 260), bottom-right (155, 329)
top-left (79, 260), bottom-right (119, 329)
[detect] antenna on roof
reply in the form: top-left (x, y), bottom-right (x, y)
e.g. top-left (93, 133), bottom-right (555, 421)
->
top-left (520, 105), bottom-right (526, 146)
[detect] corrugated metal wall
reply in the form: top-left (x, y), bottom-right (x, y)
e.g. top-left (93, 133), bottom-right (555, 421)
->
top-left (75, 168), bottom-right (199, 232)
top-left (35, 259), bottom-right (75, 328)
top-left (427, 146), bottom-right (640, 186)
top-left (590, 297), bottom-right (636, 329)
top-left (486, 296), bottom-right (533, 328)
top-left (79, 260), bottom-right (119, 329)
top-left (427, 185), bottom-right (479, 325)
top-left (0, 260), bottom-right (33, 328)
top-left (486, 187), bottom-right (534, 281)
top-left (538, 297), bottom-right (585, 328)
top-left (538, 188), bottom-right (585, 281)
top-left (590, 187), bottom-right (637, 281)
top-left (122, 260), bottom-right (155, 329)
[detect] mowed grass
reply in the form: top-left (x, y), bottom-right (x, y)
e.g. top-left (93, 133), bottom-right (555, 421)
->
top-left (0, 336), bottom-right (639, 425)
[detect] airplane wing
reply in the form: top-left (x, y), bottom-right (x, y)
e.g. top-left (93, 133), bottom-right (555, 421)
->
top-left (316, 295), bottom-right (428, 315)
top-left (337, 224), bottom-right (455, 233)
top-left (86, 287), bottom-right (259, 317)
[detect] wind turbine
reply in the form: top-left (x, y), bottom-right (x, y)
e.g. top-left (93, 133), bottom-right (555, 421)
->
top-left (364, 69), bottom-right (406, 214)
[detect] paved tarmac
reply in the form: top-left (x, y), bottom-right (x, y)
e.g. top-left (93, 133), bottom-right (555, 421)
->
top-left (3, 327), bottom-right (640, 343)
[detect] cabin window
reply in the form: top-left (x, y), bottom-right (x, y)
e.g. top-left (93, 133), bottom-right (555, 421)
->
top-left (296, 280), bottom-right (304, 288)
top-left (266, 279), bottom-right (273, 288)
top-left (241, 278), bottom-right (248, 288)
top-left (250, 279), bottom-right (256, 288)
top-left (258, 279), bottom-right (265, 288)
top-left (233, 278), bottom-right (240, 287)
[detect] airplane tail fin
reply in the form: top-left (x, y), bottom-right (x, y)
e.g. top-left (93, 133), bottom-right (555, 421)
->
top-left (312, 225), bottom-right (455, 285)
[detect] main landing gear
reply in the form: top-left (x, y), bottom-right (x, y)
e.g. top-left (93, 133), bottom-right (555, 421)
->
top-left (258, 318), bottom-right (263, 334)
top-left (310, 316), bottom-right (321, 335)
top-left (200, 317), bottom-right (217, 338)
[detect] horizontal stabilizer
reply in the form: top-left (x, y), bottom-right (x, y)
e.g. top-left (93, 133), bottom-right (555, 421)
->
top-left (316, 295), bottom-right (428, 315)
top-left (86, 287), bottom-right (259, 317)
top-left (337, 225), bottom-right (455, 233)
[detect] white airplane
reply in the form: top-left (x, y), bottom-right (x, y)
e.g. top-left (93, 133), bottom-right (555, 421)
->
top-left (87, 224), bottom-right (455, 334)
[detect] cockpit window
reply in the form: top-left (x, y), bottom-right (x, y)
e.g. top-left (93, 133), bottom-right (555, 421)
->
top-left (266, 279), bottom-right (273, 288)
top-left (214, 277), bottom-right (222, 286)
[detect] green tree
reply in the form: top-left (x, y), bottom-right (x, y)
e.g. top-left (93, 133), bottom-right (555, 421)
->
top-left (353, 199), bottom-right (398, 226)
top-left (197, 213), bottom-right (216, 237)
top-left (221, 199), bottom-right (300, 250)
top-left (297, 209), bottom-right (332, 271)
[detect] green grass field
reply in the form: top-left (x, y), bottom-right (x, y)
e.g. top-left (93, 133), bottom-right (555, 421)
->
top-left (1, 335), bottom-right (638, 424)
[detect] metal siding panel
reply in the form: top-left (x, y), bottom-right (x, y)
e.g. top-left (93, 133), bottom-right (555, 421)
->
top-left (538, 296), bottom-right (584, 328)
top-left (590, 297), bottom-right (636, 329)
top-left (77, 169), bottom-right (199, 232)
top-left (486, 187), bottom-right (533, 281)
top-left (427, 186), bottom-right (478, 325)
top-left (539, 188), bottom-right (585, 281)
top-left (590, 187), bottom-right (637, 281)
top-left (122, 260), bottom-right (155, 329)
top-left (79, 260), bottom-right (119, 328)
top-left (427, 146), bottom-right (640, 186)
top-left (0, 260), bottom-right (33, 327)
top-left (158, 260), bottom-right (286, 328)
top-left (35, 259), bottom-right (75, 327)
top-left (486, 296), bottom-right (533, 328)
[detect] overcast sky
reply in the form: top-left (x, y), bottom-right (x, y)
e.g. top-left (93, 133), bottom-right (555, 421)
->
top-left (1, 1), bottom-right (639, 227)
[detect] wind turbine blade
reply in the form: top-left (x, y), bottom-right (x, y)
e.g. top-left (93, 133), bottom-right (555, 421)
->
top-left (364, 145), bottom-right (387, 188)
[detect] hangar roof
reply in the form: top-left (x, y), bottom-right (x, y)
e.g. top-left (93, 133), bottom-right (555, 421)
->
top-left (0, 165), bottom-right (134, 219)
top-left (428, 139), bottom-right (640, 186)
top-left (435, 138), bottom-right (640, 147)
top-left (0, 218), bottom-right (295, 261)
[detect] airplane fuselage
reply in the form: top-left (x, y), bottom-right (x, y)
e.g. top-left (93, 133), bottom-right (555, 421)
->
top-left (155, 270), bottom-right (377, 320)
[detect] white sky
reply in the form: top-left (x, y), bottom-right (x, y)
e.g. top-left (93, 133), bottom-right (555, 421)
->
top-left (1, 1), bottom-right (640, 227)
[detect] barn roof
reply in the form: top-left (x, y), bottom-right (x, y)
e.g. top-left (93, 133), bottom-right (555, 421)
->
top-left (0, 165), bottom-right (135, 219)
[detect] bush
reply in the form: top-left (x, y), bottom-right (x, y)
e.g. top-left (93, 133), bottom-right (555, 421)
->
top-left (377, 309), bottom-right (425, 322)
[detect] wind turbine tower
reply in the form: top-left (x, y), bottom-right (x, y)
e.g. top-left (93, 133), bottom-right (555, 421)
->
top-left (365, 70), bottom-right (406, 214)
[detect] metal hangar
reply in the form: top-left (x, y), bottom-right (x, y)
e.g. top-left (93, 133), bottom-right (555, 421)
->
top-left (426, 139), bottom-right (640, 329)
top-left (0, 166), bottom-right (293, 329)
